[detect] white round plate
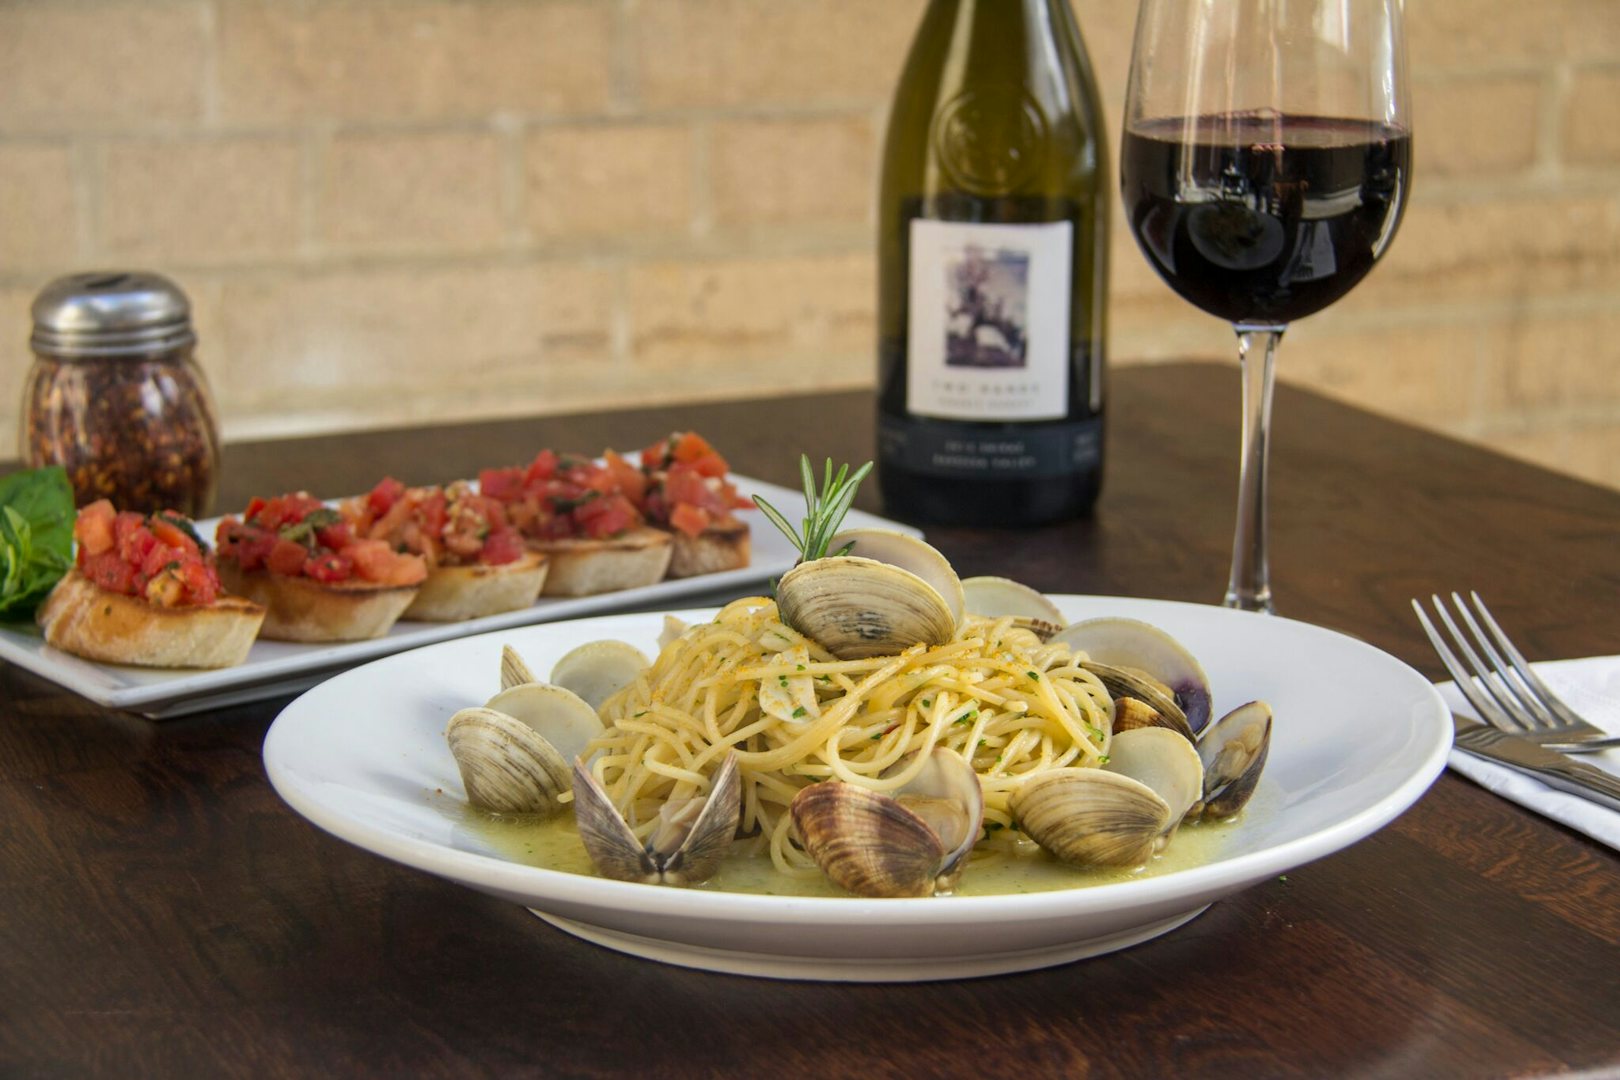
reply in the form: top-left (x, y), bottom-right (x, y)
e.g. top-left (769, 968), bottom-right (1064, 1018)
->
top-left (263, 596), bottom-right (1451, 982)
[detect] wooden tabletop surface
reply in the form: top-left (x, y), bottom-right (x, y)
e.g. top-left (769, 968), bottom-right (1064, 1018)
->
top-left (3, 361), bottom-right (1618, 1077)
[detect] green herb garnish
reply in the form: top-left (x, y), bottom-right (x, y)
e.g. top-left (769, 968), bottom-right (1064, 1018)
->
top-left (791, 706), bottom-right (807, 718)
top-left (278, 507), bottom-right (343, 547)
top-left (551, 489), bottom-right (601, 514)
top-left (0, 466), bottom-right (74, 620)
top-left (752, 455), bottom-right (873, 562)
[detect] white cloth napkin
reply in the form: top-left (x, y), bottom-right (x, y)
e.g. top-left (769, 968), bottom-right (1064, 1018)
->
top-left (1441, 656), bottom-right (1620, 851)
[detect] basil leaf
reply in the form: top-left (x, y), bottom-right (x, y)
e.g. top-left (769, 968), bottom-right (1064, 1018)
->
top-left (0, 466), bottom-right (74, 619)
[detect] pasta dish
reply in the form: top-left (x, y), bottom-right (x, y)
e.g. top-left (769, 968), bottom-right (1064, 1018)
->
top-left (584, 596), bottom-right (1114, 876)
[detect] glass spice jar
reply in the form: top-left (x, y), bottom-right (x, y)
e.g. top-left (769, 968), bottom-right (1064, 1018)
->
top-left (19, 271), bottom-right (220, 517)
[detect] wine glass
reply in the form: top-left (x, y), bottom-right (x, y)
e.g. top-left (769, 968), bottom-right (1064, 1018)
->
top-left (1121, 0), bottom-right (1412, 612)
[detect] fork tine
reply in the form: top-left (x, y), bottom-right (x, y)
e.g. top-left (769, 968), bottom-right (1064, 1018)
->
top-left (1428, 594), bottom-right (1538, 733)
top-left (1466, 592), bottom-right (1589, 730)
top-left (1412, 600), bottom-right (1518, 732)
top-left (1447, 592), bottom-right (1557, 731)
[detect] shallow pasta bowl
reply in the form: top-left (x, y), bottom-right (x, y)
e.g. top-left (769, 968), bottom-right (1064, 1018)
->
top-left (262, 596), bottom-right (1451, 982)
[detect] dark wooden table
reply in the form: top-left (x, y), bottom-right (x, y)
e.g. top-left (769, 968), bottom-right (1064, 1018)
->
top-left (4, 361), bottom-right (1618, 1077)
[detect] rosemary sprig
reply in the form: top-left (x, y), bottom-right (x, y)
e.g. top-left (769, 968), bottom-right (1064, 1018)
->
top-left (753, 455), bottom-right (873, 562)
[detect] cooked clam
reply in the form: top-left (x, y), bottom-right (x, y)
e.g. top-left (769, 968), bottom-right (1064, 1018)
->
top-left (961, 576), bottom-right (1066, 640)
top-left (774, 529), bottom-right (964, 660)
top-left (1009, 727), bottom-right (1204, 868)
top-left (549, 640), bottom-right (650, 712)
top-left (500, 644), bottom-right (536, 691)
top-left (571, 752), bottom-right (742, 886)
top-left (446, 681), bottom-right (603, 815)
top-left (790, 747), bottom-right (984, 897)
top-left (1051, 617), bottom-right (1214, 736)
top-left (1193, 700), bottom-right (1272, 820)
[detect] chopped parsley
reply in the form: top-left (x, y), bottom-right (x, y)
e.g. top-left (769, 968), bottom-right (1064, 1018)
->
top-left (791, 706), bottom-right (806, 718)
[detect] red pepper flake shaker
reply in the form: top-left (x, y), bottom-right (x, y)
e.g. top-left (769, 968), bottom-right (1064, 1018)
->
top-left (20, 271), bottom-right (220, 517)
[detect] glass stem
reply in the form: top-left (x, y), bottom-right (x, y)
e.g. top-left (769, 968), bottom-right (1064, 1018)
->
top-left (1224, 323), bottom-right (1286, 613)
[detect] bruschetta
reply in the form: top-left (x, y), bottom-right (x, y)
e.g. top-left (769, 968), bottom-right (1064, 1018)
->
top-left (342, 477), bottom-right (549, 621)
top-left (479, 450), bottom-right (671, 597)
top-left (636, 432), bottom-right (752, 578)
top-left (214, 492), bottom-right (427, 642)
top-left (37, 500), bottom-right (265, 668)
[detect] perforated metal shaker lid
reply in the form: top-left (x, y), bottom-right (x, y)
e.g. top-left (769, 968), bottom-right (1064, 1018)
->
top-left (30, 270), bottom-right (196, 358)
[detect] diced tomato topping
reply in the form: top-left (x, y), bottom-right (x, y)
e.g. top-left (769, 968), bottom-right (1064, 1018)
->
top-left (367, 476), bottom-right (406, 517)
top-left (478, 466), bottom-right (525, 503)
top-left (315, 520), bottom-right (354, 550)
top-left (480, 528), bottom-right (525, 566)
top-left (266, 539), bottom-right (308, 576)
top-left (669, 502), bottom-right (711, 537)
top-left (524, 449), bottom-right (560, 482)
top-left (81, 551), bottom-right (138, 595)
top-left (148, 516), bottom-right (192, 551)
top-left (480, 449), bottom-right (648, 541)
top-left (303, 551), bottom-right (353, 583)
top-left (632, 432), bottom-right (747, 531)
top-left (346, 538), bottom-right (427, 586)
top-left (75, 500), bottom-right (117, 556)
top-left (217, 493), bottom-right (406, 588)
top-left (602, 449), bottom-right (646, 502)
top-left (74, 503), bottom-right (219, 607)
top-left (573, 493), bottom-right (638, 540)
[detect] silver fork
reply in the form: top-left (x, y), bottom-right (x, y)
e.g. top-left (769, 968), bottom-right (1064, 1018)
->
top-left (1413, 592), bottom-right (1620, 753)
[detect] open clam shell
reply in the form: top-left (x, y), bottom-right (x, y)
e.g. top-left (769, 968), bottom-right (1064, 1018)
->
top-left (1195, 700), bottom-right (1272, 820)
top-left (571, 752), bottom-right (742, 886)
top-left (790, 747), bottom-right (984, 898)
top-left (1009, 728), bottom-right (1204, 869)
top-left (500, 644), bottom-right (537, 691)
top-left (961, 576), bottom-right (1066, 640)
top-left (775, 530), bottom-right (964, 660)
top-left (1052, 617), bottom-right (1214, 736)
top-left (445, 681), bottom-right (604, 815)
top-left (549, 640), bottom-right (650, 712)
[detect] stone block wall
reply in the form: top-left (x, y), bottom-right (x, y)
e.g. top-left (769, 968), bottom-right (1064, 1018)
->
top-left (0, 0), bottom-right (1617, 489)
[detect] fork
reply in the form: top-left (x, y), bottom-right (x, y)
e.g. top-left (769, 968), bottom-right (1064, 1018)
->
top-left (1412, 592), bottom-right (1620, 753)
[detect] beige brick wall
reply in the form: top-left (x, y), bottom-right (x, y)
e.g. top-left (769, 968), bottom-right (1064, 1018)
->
top-left (0, 0), bottom-right (1617, 494)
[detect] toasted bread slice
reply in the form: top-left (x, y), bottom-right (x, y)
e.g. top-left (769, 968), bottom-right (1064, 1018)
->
top-left (38, 568), bottom-right (266, 669)
top-left (217, 562), bottom-right (419, 642)
top-left (667, 519), bottom-right (751, 579)
top-left (535, 526), bottom-right (673, 597)
top-left (406, 551), bottom-right (550, 621)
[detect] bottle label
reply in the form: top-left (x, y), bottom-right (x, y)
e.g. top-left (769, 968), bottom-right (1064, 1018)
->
top-left (906, 218), bottom-right (1073, 422)
top-left (879, 414), bottom-right (1102, 480)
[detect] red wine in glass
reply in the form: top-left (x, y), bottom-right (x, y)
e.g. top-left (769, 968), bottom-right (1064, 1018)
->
top-left (1122, 113), bottom-right (1411, 326)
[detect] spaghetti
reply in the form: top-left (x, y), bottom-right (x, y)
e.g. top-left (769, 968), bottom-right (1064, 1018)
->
top-left (585, 596), bottom-right (1114, 876)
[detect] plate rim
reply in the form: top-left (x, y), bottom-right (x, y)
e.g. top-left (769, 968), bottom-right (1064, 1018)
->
top-left (263, 595), bottom-right (1454, 925)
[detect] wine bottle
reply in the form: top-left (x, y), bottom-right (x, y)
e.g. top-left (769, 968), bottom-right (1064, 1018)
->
top-left (876, 0), bottom-right (1109, 526)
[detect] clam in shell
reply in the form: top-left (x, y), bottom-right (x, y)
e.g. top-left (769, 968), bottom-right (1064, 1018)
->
top-left (1052, 617), bottom-right (1214, 736)
top-left (571, 752), bottom-right (743, 886)
top-left (446, 681), bottom-right (603, 815)
top-left (789, 747), bottom-right (984, 897)
top-left (961, 576), bottom-right (1066, 640)
top-left (774, 529), bottom-right (964, 660)
top-left (1193, 700), bottom-right (1272, 820)
top-left (1009, 728), bottom-right (1204, 869)
top-left (549, 639), bottom-right (650, 712)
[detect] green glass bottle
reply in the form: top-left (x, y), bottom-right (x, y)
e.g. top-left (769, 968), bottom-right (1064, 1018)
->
top-left (876, 0), bottom-right (1109, 526)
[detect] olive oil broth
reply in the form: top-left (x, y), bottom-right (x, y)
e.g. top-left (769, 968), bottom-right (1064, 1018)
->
top-left (447, 793), bottom-right (1253, 899)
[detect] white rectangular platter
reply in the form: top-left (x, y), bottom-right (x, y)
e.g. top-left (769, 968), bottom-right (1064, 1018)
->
top-left (0, 474), bottom-right (919, 718)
